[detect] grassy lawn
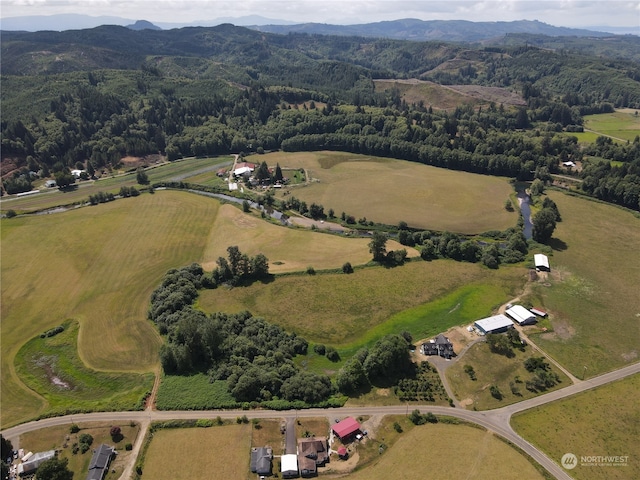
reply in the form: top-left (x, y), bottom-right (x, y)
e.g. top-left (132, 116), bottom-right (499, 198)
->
top-left (582, 109), bottom-right (640, 142)
top-left (15, 320), bottom-right (153, 415)
top-left (199, 261), bottom-right (525, 349)
top-left (523, 191), bottom-right (640, 377)
top-left (512, 374), bottom-right (640, 480)
top-left (347, 416), bottom-right (546, 480)
top-left (1, 190), bottom-right (219, 427)
top-left (20, 421), bottom-right (141, 480)
top-left (264, 151), bottom-right (516, 233)
top-left (250, 419), bottom-right (285, 455)
top-left (446, 341), bottom-right (571, 410)
top-left (141, 424), bottom-right (252, 480)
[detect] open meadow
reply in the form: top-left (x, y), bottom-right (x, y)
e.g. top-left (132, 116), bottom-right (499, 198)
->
top-left (512, 374), bottom-right (639, 480)
top-left (141, 424), bottom-right (252, 480)
top-left (0, 190), bottom-right (219, 427)
top-left (524, 191), bottom-right (640, 377)
top-left (446, 341), bottom-right (571, 410)
top-left (265, 151), bottom-right (516, 233)
top-left (199, 261), bottom-right (525, 350)
top-left (19, 421), bottom-right (141, 480)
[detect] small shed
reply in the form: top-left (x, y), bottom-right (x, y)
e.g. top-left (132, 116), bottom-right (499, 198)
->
top-left (281, 454), bottom-right (298, 478)
top-left (18, 450), bottom-right (56, 476)
top-left (530, 308), bottom-right (548, 318)
top-left (474, 314), bottom-right (513, 335)
top-left (505, 305), bottom-right (537, 326)
top-left (337, 446), bottom-right (348, 459)
top-left (534, 254), bottom-right (550, 272)
top-left (45, 180), bottom-right (57, 188)
top-left (332, 417), bottom-right (361, 440)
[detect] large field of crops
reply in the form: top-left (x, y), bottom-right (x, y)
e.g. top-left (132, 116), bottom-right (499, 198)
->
top-left (265, 151), bottom-right (516, 233)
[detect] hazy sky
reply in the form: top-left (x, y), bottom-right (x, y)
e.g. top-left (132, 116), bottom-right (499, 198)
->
top-left (1, 0), bottom-right (639, 28)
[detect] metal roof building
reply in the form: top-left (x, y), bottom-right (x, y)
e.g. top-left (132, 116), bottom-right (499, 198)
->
top-left (534, 254), bottom-right (550, 271)
top-left (281, 454), bottom-right (298, 478)
top-left (332, 417), bottom-right (361, 440)
top-left (474, 314), bottom-right (514, 335)
top-left (505, 305), bottom-right (537, 325)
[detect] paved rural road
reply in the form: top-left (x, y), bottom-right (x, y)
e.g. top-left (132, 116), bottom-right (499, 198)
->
top-left (3, 362), bottom-right (638, 480)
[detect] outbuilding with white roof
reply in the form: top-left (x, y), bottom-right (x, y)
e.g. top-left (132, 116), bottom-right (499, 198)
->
top-left (505, 305), bottom-right (537, 326)
top-left (474, 314), bottom-right (514, 335)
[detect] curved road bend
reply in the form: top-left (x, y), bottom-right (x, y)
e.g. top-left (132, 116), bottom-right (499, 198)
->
top-left (3, 362), bottom-right (638, 480)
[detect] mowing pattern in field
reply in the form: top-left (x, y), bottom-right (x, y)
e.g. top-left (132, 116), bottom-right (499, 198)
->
top-left (1, 191), bottom-right (219, 427)
top-left (142, 425), bottom-right (251, 480)
top-left (583, 109), bottom-right (640, 142)
top-left (266, 151), bottom-right (516, 233)
top-left (446, 341), bottom-right (571, 410)
top-left (347, 421), bottom-right (545, 480)
top-left (528, 192), bottom-right (640, 377)
top-left (512, 374), bottom-right (639, 480)
top-left (199, 261), bottom-right (524, 348)
top-left (200, 204), bottom-right (377, 273)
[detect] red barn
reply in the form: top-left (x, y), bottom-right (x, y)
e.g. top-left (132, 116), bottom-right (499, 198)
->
top-left (332, 417), bottom-right (361, 440)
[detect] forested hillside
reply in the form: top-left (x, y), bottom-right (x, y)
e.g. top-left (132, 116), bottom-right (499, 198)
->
top-left (2, 24), bottom-right (639, 210)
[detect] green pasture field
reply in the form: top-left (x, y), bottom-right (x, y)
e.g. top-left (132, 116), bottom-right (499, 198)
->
top-left (563, 131), bottom-right (601, 144)
top-left (200, 203), bottom-right (377, 273)
top-left (1, 190), bottom-right (219, 427)
top-left (19, 421), bottom-right (141, 480)
top-left (14, 320), bottom-right (153, 415)
top-left (582, 109), bottom-right (640, 142)
top-left (155, 375), bottom-right (235, 410)
top-left (446, 341), bottom-right (571, 410)
top-left (523, 191), bottom-right (640, 377)
top-left (199, 261), bottom-right (524, 350)
top-left (265, 151), bottom-right (516, 233)
top-left (141, 424), bottom-right (252, 480)
top-left (0, 156), bottom-right (232, 214)
top-left (512, 374), bottom-right (639, 480)
top-left (347, 416), bottom-right (546, 480)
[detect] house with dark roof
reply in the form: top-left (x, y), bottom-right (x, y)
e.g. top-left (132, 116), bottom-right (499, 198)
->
top-left (297, 437), bottom-right (328, 477)
top-left (86, 444), bottom-right (116, 480)
top-left (250, 447), bottom-right (273, 476)
top-left (420, 334), bottom-right (455, 358)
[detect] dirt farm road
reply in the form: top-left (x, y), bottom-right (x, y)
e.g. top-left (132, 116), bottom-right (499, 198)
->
top-left (3, 362), bottom-right (638, 480)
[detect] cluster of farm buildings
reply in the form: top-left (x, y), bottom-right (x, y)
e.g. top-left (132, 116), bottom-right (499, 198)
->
top-left (252, 417), bottom-right (363, 478)
top-left (8, 444), bottom-right (115, 480)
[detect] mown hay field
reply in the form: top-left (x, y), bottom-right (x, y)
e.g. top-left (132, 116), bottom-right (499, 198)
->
top-left (512, 374), bottom-right (640, 480)
top-left (200, 204), bottom-right (381, 273)
top-left (583, 109), bottom-right (640, 142)
top-left (348, 420), bottom-right (546, 480)
top-left (142, 424), bottom-right (252, 480)
top-left (446, 341), bottom-right (571, 410)
top-left (267, 151), bottom-right (516, 233)
top-left (526, 191), bottom-right (640, 377)
top-left (1, 190), bottom-right (218, 427)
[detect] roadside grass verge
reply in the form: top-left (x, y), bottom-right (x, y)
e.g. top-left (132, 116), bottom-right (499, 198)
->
top-left (20, 421), bottom-right (141, 480)
top-left (155, 375), bottom-right (236, 410)
top-left (199, 261), bottom-right (525, 348)
top-left (511, 374), bottom-right (640, 480)
top-left (1, 190), bottom-right (218, 427)
top-left (140, 423), bottom-right (251, 480)
top-left (347, 416), bottom-right (546, 480)
top-left (524, 191), bottom-right (640, 377)
top-left (14, 320), bottom-right (153, 415)
top-left (446, 341), bottom-right (571, 410)
top-left (265, 151), bottom-right (516, 233)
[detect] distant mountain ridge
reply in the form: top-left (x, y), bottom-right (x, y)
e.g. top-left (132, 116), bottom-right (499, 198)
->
top-left (252, 19), bottom-right (615, 42)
